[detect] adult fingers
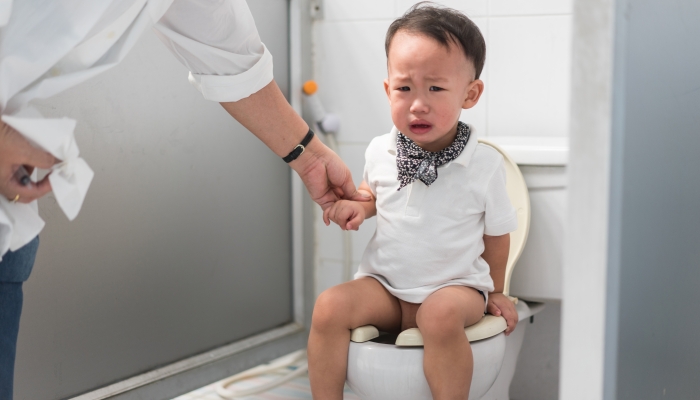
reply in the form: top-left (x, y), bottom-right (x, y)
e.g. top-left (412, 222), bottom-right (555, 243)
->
top-left (8, 128), bottom-right (58, 169)
top-left (324, 153), bottom-right (369, 203)
top-left (342, 176), bottom-right (371, 202)
top-left (18, 145), bottom-right (57, 169)
top-left (4, 174), bottom-right (53, 203)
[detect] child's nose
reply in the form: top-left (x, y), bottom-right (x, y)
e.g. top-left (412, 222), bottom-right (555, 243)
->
top-left (409, 96), bottom-right (430, 114)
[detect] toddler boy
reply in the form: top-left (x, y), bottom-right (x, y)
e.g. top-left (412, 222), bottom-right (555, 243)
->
top-left (308, 3), bottom-right (519, 399)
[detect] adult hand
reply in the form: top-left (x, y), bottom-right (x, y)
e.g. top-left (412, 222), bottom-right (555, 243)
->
top-left (0, 120), bottom-right (56, 203)
top-left (289, 138), bottom-right (370, 210)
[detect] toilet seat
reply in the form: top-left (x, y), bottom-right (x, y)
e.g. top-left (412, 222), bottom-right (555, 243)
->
top-left (349, 138), bottom-right (531, 345)
top-left (350, 313), bottom-right (510, 346)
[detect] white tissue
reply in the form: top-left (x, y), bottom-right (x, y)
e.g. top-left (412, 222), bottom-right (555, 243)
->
top-left (0, 109), bottom-right (94, 256)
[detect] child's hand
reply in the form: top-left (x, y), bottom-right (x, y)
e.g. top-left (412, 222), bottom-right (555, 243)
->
top-left (323, 200), bottom-right (366, 230)
top-left (487, 293), bottom-right (518, 335)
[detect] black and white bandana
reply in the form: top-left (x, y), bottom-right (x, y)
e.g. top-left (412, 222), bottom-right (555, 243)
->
top-left (396, 121), bottom-right (471, 190)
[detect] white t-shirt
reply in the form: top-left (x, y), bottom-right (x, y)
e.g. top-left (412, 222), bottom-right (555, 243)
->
top-left (355, 126), bottom-right (518, 304)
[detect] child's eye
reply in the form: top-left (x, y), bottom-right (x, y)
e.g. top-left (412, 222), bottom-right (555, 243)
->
top-left (397, 86), bottom-right (410, 92)
top-left (429, 86), bottom-right (444, 91)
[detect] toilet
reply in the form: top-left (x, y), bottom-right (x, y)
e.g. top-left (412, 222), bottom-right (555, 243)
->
top-left (345, 138), bottom-right (546, 400)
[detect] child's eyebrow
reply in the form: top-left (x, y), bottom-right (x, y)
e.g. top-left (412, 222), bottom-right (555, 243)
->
top-left (391, 75), bottom-right (449, 82)
top-left (424, 75), bottom-right (449, 82)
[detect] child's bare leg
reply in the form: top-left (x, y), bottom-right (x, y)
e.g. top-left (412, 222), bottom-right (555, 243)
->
top-left (416, 286), bottom-right (484, 400)
top-left (308, 277), bottom-right (402, 400)
top-left (399, 300), bottom-right (420, 330)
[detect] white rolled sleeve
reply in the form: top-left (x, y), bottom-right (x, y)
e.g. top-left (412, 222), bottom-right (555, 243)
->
top-left (152, 0), bottom-right (273, 102)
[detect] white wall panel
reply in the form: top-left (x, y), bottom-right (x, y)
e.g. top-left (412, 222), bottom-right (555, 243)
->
top-left (396, 0), bottom-right (489, 17)
top-left (324, 0), bottom-right (396, 21)
top-left (488, 15), bottom-right (571, 136)
top-left (316, 21), bottom-right (394, 143)
top-left (490, 0), bottom-right (573, 16)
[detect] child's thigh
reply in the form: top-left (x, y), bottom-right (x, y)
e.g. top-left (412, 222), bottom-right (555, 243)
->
top-left (416, 286), bottom-right (485, 333)
top-left (312, 277), bottom-right (402, 332)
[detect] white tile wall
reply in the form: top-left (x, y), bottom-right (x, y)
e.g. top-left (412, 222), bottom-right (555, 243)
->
top-left (488, 15), bottom-right (572, 137)
top-left (324, 0), bottom-right (396, 21)
top-left (489, 0), bottom-right (573, 16)
top-left (316, 20), bottom-right (394, 144)
top-left (462, 17), bottom-right (488, 135)
top-left (315, 258), bottom-right (344, 298)
top-left (396, 0), bottom-right (489, 17)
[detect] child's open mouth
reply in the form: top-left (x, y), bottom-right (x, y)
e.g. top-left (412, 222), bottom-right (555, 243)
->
top-left (409, 122), bottom-right (432, 134)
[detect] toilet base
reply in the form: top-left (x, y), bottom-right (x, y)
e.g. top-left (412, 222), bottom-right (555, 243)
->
top-left (479, 317), bottom-right (528, 399)
top-left (346, 333), bottom-right (506, 400)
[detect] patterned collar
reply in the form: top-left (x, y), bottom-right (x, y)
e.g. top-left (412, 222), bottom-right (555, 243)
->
top-left (395, 121), bottom-right (471, 190)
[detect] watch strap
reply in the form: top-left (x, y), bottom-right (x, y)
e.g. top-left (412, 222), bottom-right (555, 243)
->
top-left (283, 129), bottom-right (315, 163)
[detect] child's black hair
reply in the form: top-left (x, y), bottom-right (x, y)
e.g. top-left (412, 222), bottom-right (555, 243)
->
top-left (385, 2), bottom-right (486, 79)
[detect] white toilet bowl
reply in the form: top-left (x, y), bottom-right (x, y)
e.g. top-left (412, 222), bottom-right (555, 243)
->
top-left (346, 300), bottom-right (541, 400)
top-left (345, 139), bottom-right (542, 399)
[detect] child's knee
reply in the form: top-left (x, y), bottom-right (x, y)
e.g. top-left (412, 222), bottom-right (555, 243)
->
top-left (311, 287), bottom-right (354, 331)
top-left (416, 300), bottom-right (464, 339)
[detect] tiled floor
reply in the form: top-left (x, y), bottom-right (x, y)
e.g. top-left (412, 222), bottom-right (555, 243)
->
top-left (173, 367), bottom-right (360, 400)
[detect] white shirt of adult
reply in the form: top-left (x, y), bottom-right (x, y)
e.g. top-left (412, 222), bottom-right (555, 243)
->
top-left (0, 0), bottom-right (274, 259)
top-left (355, 126), bottom-right (518, 304)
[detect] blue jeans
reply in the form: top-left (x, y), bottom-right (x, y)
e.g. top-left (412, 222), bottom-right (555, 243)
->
top-left (0, 237), bottom-right (39, 400)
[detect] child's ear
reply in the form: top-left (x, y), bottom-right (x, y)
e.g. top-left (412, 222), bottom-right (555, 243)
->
top-left (462, 79), bottom-right (484, 110)
top-left (384, 79), bottom-right (391, 104)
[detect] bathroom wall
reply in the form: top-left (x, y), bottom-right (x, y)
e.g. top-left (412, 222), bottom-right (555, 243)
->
top-left (311, 1), bottom-right (572, 399)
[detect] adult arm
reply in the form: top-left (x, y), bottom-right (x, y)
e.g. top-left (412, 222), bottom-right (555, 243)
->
top-left (220, 82), bottom-right (368, 210)
top-left (153, 0), bottom-right (366, 208)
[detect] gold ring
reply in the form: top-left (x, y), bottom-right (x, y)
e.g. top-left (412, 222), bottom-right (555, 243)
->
top-left (12, 194), bottom-right (19, 203)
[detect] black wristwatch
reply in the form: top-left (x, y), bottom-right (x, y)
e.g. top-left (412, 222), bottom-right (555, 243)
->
top-left (283, 129), bottom-right (315, 163)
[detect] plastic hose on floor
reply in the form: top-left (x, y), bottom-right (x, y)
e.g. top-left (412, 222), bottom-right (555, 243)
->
top-left (215, 350), bottom-right (308, 399)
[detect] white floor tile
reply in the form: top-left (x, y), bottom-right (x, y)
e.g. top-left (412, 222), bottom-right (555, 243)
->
top-left (174, 372), bottom-right (360, 400)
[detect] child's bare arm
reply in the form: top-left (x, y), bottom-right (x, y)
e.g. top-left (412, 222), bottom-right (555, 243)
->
top-left (323, 180), bottom-right (376, 230)
top-left (482, 233), bottom-right (518, 335)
